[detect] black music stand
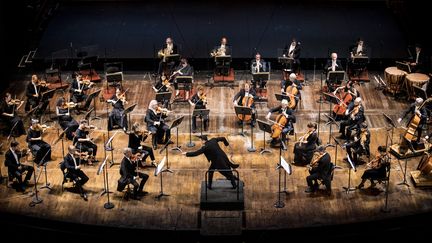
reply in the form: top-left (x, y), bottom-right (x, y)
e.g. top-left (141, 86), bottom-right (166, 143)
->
top-left (278, 57), bottom-right (294, 72)
top-left (159, 138), bottom-right (173, 173)
top-left (215, 55), bottom-right (232, 77)
top-left (123, 103), bottom-right (137, 133)
top-left (29, 153), bottom-right (43, 207)
top-left (324, 114), bottom-right (340, 144)
top-left (186, 103), bottom-right (195, 148)
top-left (105, 131), bottom-right (118, 167)
top-left (86, 89), bottom-right (102, 120)
top-left (234, 106), bottom-right (255, 152)
top-left (327, 71), bottom-right (345, 88)
top-left (192, 109), bottom-right (210, 137)
top-left (252, 72), bottom-right (270, 89)
top-left (257, 119), bottom-right (272, 154)
top-left (332, 136), bottom-right (341, 166)
top-left (39, 89), bottom-right (56, 123)
top-left (413, 85), bottom-right (428, 100)
top-left (397, 136), bottom-right (414, 187)
top-left (274, 138), bottom-right (288, 208)
top-left (84, 107), bottom-right (94, 126)
top-left (396, 61), bottom-right (411, 73)
top-left (97, 155), bottom-right (114, 209)
top-left (176, 76), bottom-right (193, 100)
top-left (343, 152), bottom-right (357, 194)
top-left (154, 156), bottom-right (170, 199)
top-left (170, 116), bottom-right (184, 152)
top-left (165, 54), bottom-right (180, 64)
top-left (275, 93), bottom-right (290, 102)
top-left (155, 92), bottom-right (172, 108)
top-left (106, 71), bottom-right (123, 88)
top-left (383, 113), bottom-right (396, 149)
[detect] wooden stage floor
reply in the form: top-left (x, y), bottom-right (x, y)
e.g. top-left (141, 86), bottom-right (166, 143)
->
top-left (1, 70), bottom-right (432, 236)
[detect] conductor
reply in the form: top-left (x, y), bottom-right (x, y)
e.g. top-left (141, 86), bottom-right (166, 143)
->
top-left (183, 135), bottom-right (239, 189)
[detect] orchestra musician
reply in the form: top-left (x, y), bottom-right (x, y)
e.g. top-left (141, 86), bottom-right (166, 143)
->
top-left (251, 53), bottom-right (268, 89)
top-left (283, 38), bottom-right (301, 74)
top-left (281, 73), bottom-right (302, 110)
top-left (324, 53), bottom-right (343, 92)
top-left (266, 99), bottom-right (296, 146)
top-left (397, 97), bottom-right (427, 143)
top-left (409, 43), bottom-right (426, 73)
top-left (1, 92), bottom-right (26, 137)
top-left (25, 74), bottom-right (49, 113)
top-left (172, 57), bottom-right (193, 99)
top-left (338, 97), bottom-right (365, 140)
top-left (343, 122), bottom-right (370, 165)
top-left (305, 145), bottom-right (332, 195)
top-left (233, 82), bottom-right (258, 126)
top-left (350, 38), bottom-right (367, 58)
top-left (70, 72), bottom-right (91, 105)
top-left (145, 100), bottom-right (172, 150)
top-left (356, 146), bottom-right (389, 189)
top-left (26, 119), bottom-right (51, 165)
top-left (128, 122), bottom-right (156, 167)
top-left (117, 147), bottom-right (149, 200)
top-left (183, 135), bottom-right (239, 190)
top-left (188, 85), bottom-right (209, 132)
top-left (63, 145), bottom-right (89, 200)
top-left (73, 120), bottom-right (98, 165)
top-left (332, 83), bottom-right (353, 121)
top-left (107, 88), bottom-right (128, 132)
top-left (56, 97), bottom-right (79, 140)
top-left (211, 37), bottom-right (231, 76)
top-left (281, 73), bottom-right (302, 93)
top-left (5, 141), bottom-right (33, 192)
top-left (293, 122), bottom-right (319, 166)
top-left (157, 37), bottom-right (178, 75)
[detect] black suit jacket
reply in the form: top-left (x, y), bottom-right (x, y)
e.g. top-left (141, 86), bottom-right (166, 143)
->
top-left (324, 59), bottom-right (343, 72)
top-left (26, 82), bottom-right (38, 98)
top-left (118, 156), bottom-right (136, 184)
top-left (64, 153), bottom-right (82, 174)
top-left (145, 109), bottom-right (166, 128)
top-left (5, 149), bottom-right (25, 173)
top-left (233, 88), bottom-right (258, 105)
top-left (186, 137), bottom-right (232, 170)
top-left (350, 44), bottom-right (367, 56)
top-left (310, 152), bottom-right (332, 178)
top-left (284, 44), bottom-right (301, 62)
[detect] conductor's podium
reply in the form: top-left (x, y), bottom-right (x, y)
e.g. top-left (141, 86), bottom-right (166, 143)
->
top-left (200, 179), bottom-right (244, 210)
top-left (213, 68), bottom-right (235, 84)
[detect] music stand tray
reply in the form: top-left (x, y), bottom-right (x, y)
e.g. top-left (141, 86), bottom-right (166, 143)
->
top-left (170, 115), bottom-right (184, 130)
top-left (352, 56), bottom-right (369, 64)
top-left (252, 72), bottom-right (270, 81)
top-left (165, 54), bottom-right (180, 63)
top-left (215, 55), bottom-right (232, 63)
top-left (275, 93), bottom-right (291, 102)
top-left (327, 71), bottom-right (345, 84)
top-left (322, 92), bottom-right (340, 105)
top-left (192, 109), bottom-right (210, 118)
top-left (412, 85), bottom-right (428, 100)
top-left (278, 57), bottom-right (294, 64)
top-left (106, 72), bottom-right (123, 83)
top-left (41, 89), bottom-right (55, 101)
top-left (396, 61), bottom-right (411, 73)
top-left (176, 76), bottom-right (193, 86)
top-left (123, 103), bottom-right (137, 115)
top-left (156, 92), bottom-right (172, 103)
top-left (234, 106), bottom-right (253, 137)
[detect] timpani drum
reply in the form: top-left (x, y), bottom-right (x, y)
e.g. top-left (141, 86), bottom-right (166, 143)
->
top-left (405, 73), bottom-right (430, 100)
top-left (384, 67), bottom-right (406, 95)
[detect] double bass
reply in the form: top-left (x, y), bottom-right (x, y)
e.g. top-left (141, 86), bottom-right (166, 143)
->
top-left (399, 98), bottom-right (432, 154)
top-left (237, 94), bottom-right (254, 122)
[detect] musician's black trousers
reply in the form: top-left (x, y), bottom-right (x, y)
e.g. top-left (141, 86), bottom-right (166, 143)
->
top-left (76, 141), bottom-right (97, 157)
top-left (11, 165), bottom-right (34, 185)
top-left (131, 172), bottom-right (149, 195)
top-left (307, 172), bottom-right (331, 191)
top-left (192, 115), bottom-right (209, 131)
top-left (208, 168), bottom-right (237, 189)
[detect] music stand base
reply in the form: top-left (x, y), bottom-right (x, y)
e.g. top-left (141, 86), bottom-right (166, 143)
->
top-left (381, 207), bottom-right (391, 213)
top-left (155, 193), bottom-right (170, 199)
top-left (397, 181), bottom-right (410, 187)
top-left (104, 202), bottom-right (115, 209)
top-left (186, 142), bottom-right (195, 148)
top-left (163, 168), bottom-right (174, 173)
top-left (247, 147), bottom-right (256, 152)
top-left (40, 184), bottom-right (52, 190)
top-left (342, 187), bottom-right (356, 193)
top-left (31, 196), bottom-right (43, 205)
top-left (260, 149), bottom-right (271, 154)
top-left (171, 147), bottom-right (182, 152)
top-left (273, 200), bottom-right (285, 208)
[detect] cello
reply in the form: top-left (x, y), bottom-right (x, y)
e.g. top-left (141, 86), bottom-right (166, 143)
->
top-left (333, 89), bottom-right (352, 117)
top-left (399, 98), bottom-right (432, 154)
top-left (270, 112), bottom-right (288, 139)
top-left (237, 94), bottom-right (254, 122)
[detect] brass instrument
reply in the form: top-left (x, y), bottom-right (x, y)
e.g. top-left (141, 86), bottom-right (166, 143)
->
top-left (7, 99), bottom-right (23, 106)
top-left (158, 46), bottom-right (173, 62)
top-left (210, 45), bottom-right (226, 57)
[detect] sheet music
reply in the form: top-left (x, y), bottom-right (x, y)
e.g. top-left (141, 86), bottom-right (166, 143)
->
top-left (280, 156), bottom-right (292, 175)
top-left (155, 156), bottom-right (166, 176)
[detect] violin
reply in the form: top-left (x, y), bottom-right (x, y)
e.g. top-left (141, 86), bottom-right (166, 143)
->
top-left (367, 152), bottom-right (387, 169)
top-left (308, 152), bottom-right (325, 171)
top-left (34, 124), bottom-right (49, 132)
top-left (156, 106), bottom-right (172, 115)
top-left (7, 99), bottom-right (23, 106)
top-left (61, 102), bottom-right (78, 109)
top-left (36, 80), bottom-right (49, 87)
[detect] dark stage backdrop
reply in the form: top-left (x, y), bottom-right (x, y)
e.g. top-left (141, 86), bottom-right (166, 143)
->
top-left (34, 1), bottom-right (406, 61)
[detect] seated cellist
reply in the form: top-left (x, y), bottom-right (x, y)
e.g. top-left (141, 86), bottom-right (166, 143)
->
top-left (293, 122), bottom-right (319, 166)
top-left (233, 82), bottom-right (258, 126)
top-left (332, 84), bottom-right (353, 121)
top-left (266, 99), bottom-right (296, 146)
top-left (397, 97), bottom-right (427, 144)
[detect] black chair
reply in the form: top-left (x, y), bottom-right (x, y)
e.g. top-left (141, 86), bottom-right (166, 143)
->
top-left (60, 161), bottom-right (76, 192)
top-left (317, 163), bottom-right (342, 192)
top-left (376, 162), bottom-right (391, 190)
